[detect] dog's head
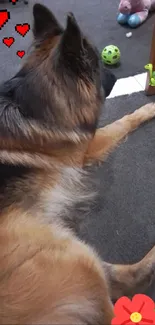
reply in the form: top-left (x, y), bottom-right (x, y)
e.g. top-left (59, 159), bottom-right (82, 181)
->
top-left (32, 4), bottom-right (116, 95)
top-left (0, 3), bottom-right (116, 167)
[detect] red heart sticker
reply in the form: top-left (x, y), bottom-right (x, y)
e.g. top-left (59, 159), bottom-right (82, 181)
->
top-left (3, 37), bottom-right (15, 48)
top-left (10, 0), bottom-right (18, 4)
top-left (15, 23), bottom-right (30, 37)
top-left (16, 50), bottom-right (25, 59)
top-left (0, 10), bottom-right (10, 30)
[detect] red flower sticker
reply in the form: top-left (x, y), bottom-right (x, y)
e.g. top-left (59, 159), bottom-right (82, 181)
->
top-left (112, 294), bottom-right (155, 324)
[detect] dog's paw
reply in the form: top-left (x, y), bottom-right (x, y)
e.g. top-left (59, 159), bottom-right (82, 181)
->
top-left (135, 103), bottom-right (155, 120)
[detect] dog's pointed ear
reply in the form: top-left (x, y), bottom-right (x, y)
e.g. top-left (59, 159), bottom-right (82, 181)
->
top-left (59, 13), bottom-right (83, 56)
top-left (33, 3), bottom-right (63, 38)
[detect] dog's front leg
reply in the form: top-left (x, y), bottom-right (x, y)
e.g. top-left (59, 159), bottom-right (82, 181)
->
top-left (84, 103), bottom-right (155, 166)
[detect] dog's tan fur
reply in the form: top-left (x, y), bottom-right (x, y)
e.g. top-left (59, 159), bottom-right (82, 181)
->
top-left (0, 3), bottom-right (155, 324)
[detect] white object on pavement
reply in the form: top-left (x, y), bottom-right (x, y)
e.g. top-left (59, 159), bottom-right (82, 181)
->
top-left (126, 32), bottom-right (132, 38)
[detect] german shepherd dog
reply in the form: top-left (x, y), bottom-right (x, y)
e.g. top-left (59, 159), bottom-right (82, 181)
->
top-left (1, 3), bottom-right (155, 324)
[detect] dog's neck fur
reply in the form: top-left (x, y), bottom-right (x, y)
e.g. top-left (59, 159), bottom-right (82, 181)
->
top-left (0, 159), bottom-right (95, 233)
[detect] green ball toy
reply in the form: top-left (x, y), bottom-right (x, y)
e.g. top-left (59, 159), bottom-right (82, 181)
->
top-left (101, 45), bottom-right (121, 65)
